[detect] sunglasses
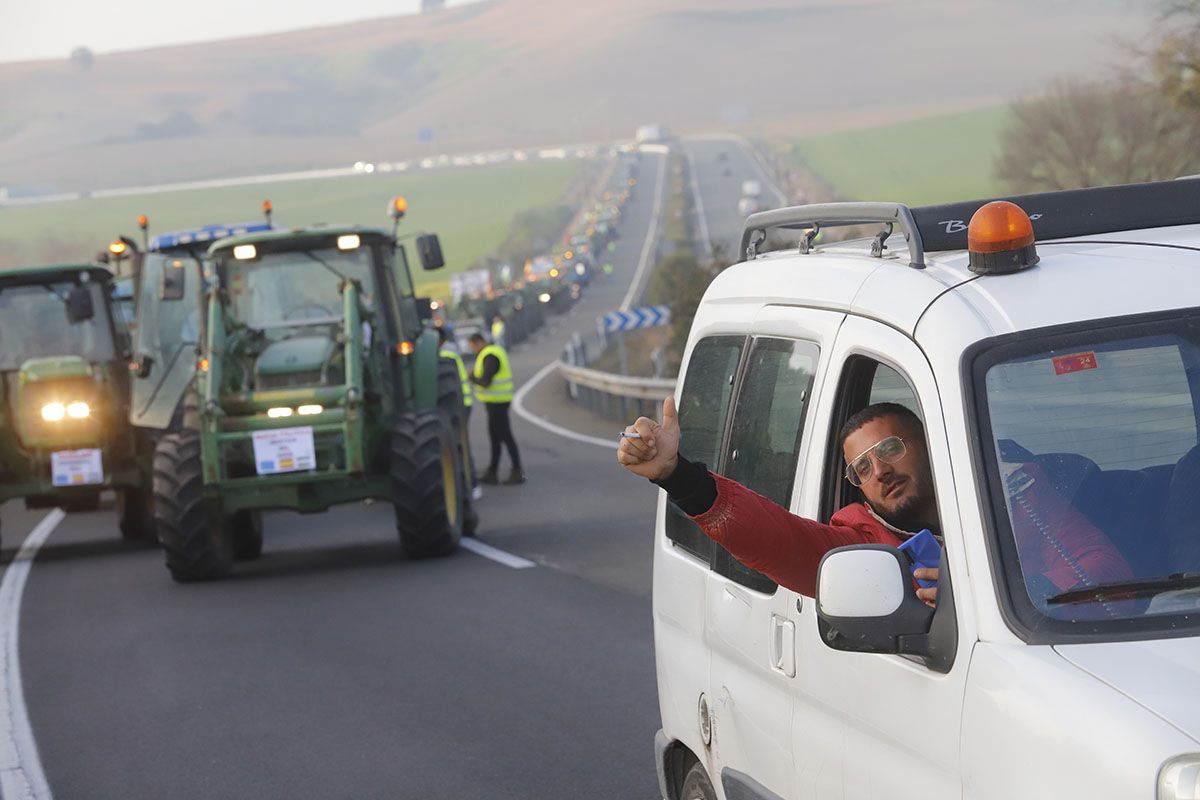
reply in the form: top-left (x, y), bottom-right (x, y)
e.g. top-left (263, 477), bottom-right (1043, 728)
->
top-left (845, 436), bottom-right (907, 487)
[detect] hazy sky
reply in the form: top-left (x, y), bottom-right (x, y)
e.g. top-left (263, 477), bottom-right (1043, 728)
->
top-left (0, 0), bottom-right (479, 64)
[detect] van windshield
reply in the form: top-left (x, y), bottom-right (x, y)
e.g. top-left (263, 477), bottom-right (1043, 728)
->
top-left (977, 312), bottom-right (1200, 634)
top-left (0, 282), bottom-right (115, 370)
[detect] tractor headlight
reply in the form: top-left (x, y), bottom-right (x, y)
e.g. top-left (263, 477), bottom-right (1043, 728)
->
top-left (267, 407), bottom-right (294, 418)
top-left (297, 404), bottom-right (323, 416)
top-left (66, 401), bottom-right (90, 419)
top-left (41, 402), bottom-right (66, 422)
top-left (538, 293), bottom-right (551, 303)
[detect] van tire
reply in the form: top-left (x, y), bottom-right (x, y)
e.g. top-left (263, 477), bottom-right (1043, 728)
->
top-left (153, 432), bottom-right (231, 582)
top-left (391, 410), bottom-right (463, 558)
top-left (680, 762), bottom-right (717, 800)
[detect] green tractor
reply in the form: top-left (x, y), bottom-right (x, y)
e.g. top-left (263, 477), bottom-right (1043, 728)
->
top-left (147, 199), bottom-right (476, 581)
top-left (0, 264), bottom-right (154, 544)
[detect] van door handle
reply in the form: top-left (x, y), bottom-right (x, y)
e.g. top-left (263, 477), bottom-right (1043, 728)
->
top-left (770, 615), bottom-right (795, 678)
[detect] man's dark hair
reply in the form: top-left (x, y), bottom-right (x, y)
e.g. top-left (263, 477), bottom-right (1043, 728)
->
top-left (468, 332), bottom-right (488, 346)
top-left (838, 402), bottom-right (924, 448)
top-left (436, 326), bottom-right (449, 345)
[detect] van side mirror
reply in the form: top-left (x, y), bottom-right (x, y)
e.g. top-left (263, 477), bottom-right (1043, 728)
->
top-left (161, 260), bottom-right (185, 301)
top-left (66, 285), bottom-right (95, 323)
top-left (416, 234), bottom-right (445, 271)
top-left (816, 544), bottom-right (955, 672)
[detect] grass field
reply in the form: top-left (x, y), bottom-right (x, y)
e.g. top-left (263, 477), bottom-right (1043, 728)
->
top-left (0, 160), bottom-right (582, 299)
top-left (778, 106), bottom-right (1012, 206)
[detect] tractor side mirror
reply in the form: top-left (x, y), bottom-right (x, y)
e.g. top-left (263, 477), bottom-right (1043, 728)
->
top-left (416, 234), bottom-right (445, 271)
top-left (415, 296), bottom-right (434, 322)
top-left (66, 285), bottom-right (95, 323)
top-left (160, 260), bottom-right (185, 301)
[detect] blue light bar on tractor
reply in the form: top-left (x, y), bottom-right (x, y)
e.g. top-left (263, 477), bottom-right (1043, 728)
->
top-left (148, 222), bottom-right (273, 252)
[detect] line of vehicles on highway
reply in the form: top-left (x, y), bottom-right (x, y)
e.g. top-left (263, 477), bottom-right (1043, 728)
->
top-left (0, 197), bottom-right (479, 581)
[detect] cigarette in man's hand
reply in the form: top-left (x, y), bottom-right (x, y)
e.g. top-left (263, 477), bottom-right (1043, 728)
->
top-left (619, 432), bottom-right (642, 439)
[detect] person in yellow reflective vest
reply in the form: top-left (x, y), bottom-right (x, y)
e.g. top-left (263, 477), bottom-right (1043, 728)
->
top-left (490, 315), bottom-right (507, 349)
top-left (467, 332), bottom-right (525, 485)
top-left (438, 326), bottom-right (481, 500)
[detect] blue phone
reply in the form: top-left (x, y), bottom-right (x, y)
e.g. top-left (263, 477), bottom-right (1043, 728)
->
top-left (898, 529), bottom-right (941, 588)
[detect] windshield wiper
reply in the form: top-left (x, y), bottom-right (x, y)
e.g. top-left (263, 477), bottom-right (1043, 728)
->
top-left (1046, 573), bottom-right (1200, 605)
top-left (301, 251), bottom-right (351, 283)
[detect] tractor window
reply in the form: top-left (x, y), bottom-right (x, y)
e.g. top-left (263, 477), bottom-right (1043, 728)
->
top-left (0, 282), bottom-right (115, 369)
top-left (136, 254), bottom-right (200, 361)
top-left (225, 247), bottom-right (379, 329)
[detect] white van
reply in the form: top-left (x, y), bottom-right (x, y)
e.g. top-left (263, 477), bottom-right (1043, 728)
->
top-left (652, 182), bottom-right (1200, 800)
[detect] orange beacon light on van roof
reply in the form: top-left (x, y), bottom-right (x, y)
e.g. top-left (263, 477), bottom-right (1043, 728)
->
top-left (967, 200), bottom-right (1040, 275)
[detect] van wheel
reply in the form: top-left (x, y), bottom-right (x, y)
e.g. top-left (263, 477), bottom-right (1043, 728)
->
top-left (680, 762), bottom-right (717, 800)
top-left (153, 432), bottom-right (232, 582)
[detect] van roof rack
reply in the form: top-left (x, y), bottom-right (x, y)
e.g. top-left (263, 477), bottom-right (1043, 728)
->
top-left (740, 179), bottom-right (1200, 270)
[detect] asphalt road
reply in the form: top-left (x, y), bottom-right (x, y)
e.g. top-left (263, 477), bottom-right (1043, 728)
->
top-left (0, 150), bottom-right (675, 799)
top-left (681, 136), bottom-right (789, 262)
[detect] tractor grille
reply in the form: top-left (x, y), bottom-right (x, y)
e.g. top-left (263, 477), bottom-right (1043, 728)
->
top-left (256, 369), bottom-right (324, 390)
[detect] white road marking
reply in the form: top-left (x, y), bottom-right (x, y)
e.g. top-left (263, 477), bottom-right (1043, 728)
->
top-left (512, 362), bottom-right (616, 450)
top-left (0, 509), bottom-right (65, 800)
top-left (682, 146), bottom-right (713, 257)
top-left (460, 538), bottom-right (536, 569)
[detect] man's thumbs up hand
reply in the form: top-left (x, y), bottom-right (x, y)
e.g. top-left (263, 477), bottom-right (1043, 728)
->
top-left (617, 395), bottom-right (681, 481)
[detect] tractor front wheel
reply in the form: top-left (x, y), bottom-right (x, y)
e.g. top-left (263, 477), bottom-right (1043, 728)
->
top-left (152, 432), bottom-right (231, 582)
top-left (391, 410), bottom-right (464, 558)
top-left (117, 486), bottom-right (156, 542)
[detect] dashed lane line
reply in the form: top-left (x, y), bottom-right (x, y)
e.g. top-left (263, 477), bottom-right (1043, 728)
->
top-left (460, 538), bottom-right (536, 569)
top-left (0, 509), bottom-right (65, 800)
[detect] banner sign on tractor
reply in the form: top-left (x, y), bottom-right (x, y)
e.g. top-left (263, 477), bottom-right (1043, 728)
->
top-left (51, 448), bottom-right (104, 486)
top-left (252, 427), bottom-right (317, 475)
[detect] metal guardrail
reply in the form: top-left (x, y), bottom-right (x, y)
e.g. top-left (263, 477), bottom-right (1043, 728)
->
top-left (559, 352), bottom-right (676, 421)
top-left (559, 362), bottom-right (675, 400)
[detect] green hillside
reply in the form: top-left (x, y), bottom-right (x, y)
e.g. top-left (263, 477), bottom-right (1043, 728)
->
top-left (0, 160), bottom-right (581, 299)
top-left (779, 106), bottom-right (1011, 206)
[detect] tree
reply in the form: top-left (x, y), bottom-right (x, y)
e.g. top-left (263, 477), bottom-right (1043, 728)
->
top-left (69, 46), bottom-right (94, 70)
top-left (993, 80), bottom-right (1200, 193)
top-left (646, 250), bottom-right (731, 372)
top-left (1151, 1), bottom-right (1200, 111)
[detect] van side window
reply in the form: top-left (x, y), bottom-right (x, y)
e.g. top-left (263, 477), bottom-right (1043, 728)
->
top-left (666, 335), bottom-right (746, 561)
top-left (869, 363), bottom-right (919, 412)
top-left (715, 337), bottom-right (819, 592)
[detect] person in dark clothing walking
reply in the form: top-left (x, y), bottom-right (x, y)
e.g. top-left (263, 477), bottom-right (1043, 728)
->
top-left (467, 332), bottom-right (525, 485)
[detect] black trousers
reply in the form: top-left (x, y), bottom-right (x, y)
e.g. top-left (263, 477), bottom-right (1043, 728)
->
top-left (484, 401), bottom-right (522, 472)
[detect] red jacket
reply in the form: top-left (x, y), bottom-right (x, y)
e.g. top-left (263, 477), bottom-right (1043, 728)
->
top-left (690, 467), bottom-right (1132, 598)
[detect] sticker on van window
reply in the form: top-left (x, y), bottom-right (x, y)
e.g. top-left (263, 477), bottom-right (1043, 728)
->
top-left (1052, 352), bottom-right (1098, 375)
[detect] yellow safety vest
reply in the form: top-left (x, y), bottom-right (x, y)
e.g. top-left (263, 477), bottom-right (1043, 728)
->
top-left (473, 344), bottom-right (514, 403)
top-left (491, 319), bottom-right (506, 342)
top-left (440, 348), bottom-right (473, 407)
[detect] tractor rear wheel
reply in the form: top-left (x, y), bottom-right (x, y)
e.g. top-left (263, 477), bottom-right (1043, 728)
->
top-left (152, 432), bottom-right (231, 582)
top-left (117, 486), bottom-right (156, 542)
top-left (228, 509), bottom-right (264, 561)
top-left (391, 410), bottom-right (464, 558)
top-left (438, 356), bottom-right (478, 537)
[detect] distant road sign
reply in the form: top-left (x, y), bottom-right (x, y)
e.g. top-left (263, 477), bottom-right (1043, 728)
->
top-left (602, 305), bottom-right (671, 333)
top-left (418, 127), bottom-right (435, 142)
